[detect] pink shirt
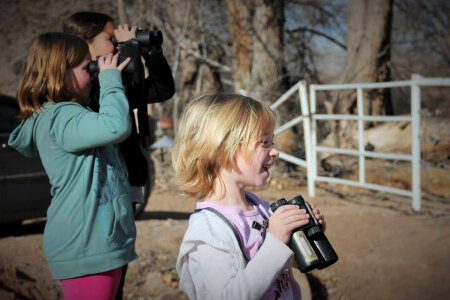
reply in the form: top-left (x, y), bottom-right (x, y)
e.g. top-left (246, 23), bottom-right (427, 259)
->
top-left (196, 192), bottom-right (294, 299)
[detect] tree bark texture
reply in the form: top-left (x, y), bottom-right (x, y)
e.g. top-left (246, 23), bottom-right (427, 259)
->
top-left (225, 0), bottom-right (287, 104)
top-left (161, 0), bottom-right (225, 133)
top-left (345, 0), bottom-right (393, 116)
top-left (117, 0), bottom-right (127, 24)
top-left (225, 0), bottom-right (303, 163)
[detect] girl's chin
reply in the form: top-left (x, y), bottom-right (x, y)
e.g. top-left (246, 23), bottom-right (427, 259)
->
top-left (255, 173), bottom-right (270, 187)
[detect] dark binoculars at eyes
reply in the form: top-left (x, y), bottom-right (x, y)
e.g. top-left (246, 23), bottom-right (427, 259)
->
top-left (111, 29), bottom-right (163, 48)
top-left (88, 29), bottom-right (160, 84)
top-left (88, 55), bottom-right (136, 77)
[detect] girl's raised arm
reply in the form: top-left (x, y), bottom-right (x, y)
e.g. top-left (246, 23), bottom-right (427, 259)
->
top-left (49, 54), bottom-right (132, 152)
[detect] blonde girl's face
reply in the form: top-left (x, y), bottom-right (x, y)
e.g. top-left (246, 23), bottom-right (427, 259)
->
top-left (234, 132), bottom-right (279, 188)
top-left (88, 21), bottom-right (116, 60)
top-left (64, 55), bottom-right (91, 100)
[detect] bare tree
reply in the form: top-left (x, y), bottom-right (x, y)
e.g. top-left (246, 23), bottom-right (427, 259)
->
top-left (225, 0), bottom-right (287, 103)
top-left (344, 0), bottom-right (393, 117)
top-left (393, 0), bottom-right (450, 76)
top-left (320, 0), bottom-right (393, 152)
top-left (391, 0), bottom-right (450, 115)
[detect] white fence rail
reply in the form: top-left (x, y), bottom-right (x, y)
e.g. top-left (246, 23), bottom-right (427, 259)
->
top-left (270, 74), bottom-right (450, 211)
top-left (270, 81), bottom-right (311, 169)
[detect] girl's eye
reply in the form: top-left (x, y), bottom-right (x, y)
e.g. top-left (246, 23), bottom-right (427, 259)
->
top-left (260, 140), bottom-right (274, 149)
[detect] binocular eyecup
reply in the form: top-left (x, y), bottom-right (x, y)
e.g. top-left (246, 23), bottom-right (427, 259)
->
top-left (270, 195), bottom-right (338, 273)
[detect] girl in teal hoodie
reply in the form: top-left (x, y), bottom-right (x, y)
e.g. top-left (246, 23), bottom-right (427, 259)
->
top-left (8, 32), bottom-right (136, 299)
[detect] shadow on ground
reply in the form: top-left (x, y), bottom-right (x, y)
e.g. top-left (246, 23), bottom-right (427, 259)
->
top-left (136, 211), bottom-right (191, 221)
top-left (307, 273), bottom-right (328, 300)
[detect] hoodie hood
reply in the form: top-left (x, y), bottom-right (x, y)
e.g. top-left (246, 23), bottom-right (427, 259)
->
top-left (8, 114), bottom-right (39, 158)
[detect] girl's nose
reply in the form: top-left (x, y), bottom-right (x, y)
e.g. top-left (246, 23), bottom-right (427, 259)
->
top-left (269, 147), bottom-right (279, 158)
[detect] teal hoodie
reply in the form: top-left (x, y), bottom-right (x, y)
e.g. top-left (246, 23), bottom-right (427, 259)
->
top-left (8, 69), bottom-right (137, 279)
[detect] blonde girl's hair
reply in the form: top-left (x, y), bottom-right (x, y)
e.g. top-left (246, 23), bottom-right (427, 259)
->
top-left (172, 94), bottom-right (276, 199)
top-left (17, 32), bottom-right (89, 119)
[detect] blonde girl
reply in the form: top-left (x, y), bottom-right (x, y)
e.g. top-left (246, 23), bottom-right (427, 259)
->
top-left (173, 94), bottom-right (325, 299)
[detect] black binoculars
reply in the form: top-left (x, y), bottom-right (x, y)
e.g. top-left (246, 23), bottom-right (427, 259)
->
top-left (111, 29), bottom-right (163, 48)
top-left (270, 195), bottom-right (338, 273)
top-left (88, 30), bottom-right (163, 78)
top-left (88, 55), bottom-right (137, 77)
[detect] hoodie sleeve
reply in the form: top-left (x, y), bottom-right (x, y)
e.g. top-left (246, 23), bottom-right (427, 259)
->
top-left (143, 49), bottom-right (175, 103)
top-left (49, 69), bottom-right (131, 152)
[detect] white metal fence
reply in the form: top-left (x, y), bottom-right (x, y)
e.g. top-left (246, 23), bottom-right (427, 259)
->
top-left (270, 74), bottom-right (450, 211)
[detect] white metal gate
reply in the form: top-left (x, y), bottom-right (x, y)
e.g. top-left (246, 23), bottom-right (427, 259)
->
top-left (270, 74), bottom-right (450, 211)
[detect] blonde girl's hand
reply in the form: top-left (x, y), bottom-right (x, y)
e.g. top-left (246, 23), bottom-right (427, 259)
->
top-left (98, 53), bottom-right (131, 72)
top-left (268, 205), bottom-right (310, 244)
top-left (114, 24), bottom-right (137, 43)
top-left (310, 203), bottom-right (326, 232)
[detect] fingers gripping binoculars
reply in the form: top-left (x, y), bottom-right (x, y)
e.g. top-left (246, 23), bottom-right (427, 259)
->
top-left (270, 195), bottom-right (338, 273)
top-left (88, 55), bottom-right (138, 77)
top-left (88, 30), bottom-right (163, 81)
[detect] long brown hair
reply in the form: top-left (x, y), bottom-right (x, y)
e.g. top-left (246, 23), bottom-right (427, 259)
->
top-left (62, 12), bottom-right (114, 42)
top-left (17, 32), bottom-right (89, 119)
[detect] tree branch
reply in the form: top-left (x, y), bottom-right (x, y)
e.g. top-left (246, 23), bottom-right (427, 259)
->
top-left (178, 42), bottom-right (232, 73)
top-left (289, 27), bottom-right (347, 50)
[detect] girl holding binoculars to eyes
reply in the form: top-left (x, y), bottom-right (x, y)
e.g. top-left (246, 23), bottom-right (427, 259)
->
top-left (9, 32), bottom-right (136, 299)
top-left (63, 12), bottom-right (175, 298)
top-left (173, 94), bottom-right (326, 299)
top-left (63, 11), bottom-right (175, 210)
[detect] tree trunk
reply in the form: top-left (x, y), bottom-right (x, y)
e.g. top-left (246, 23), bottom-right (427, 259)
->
top-left (325, 0), bottom-right (393, 152)
top-left (117, 0), bottom-right (127, 24)
top-left (225, 0), bottom-right (301, 162)
top-left (225, 0), bottom-right (287, 104)
top-left (161, 0), bottom-right (225, 135)
top-left (344, 0), bottom-right (393, 117)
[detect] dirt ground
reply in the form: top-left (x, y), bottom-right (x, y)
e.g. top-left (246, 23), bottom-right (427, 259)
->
top-left (1, 177), bottom-right (450, 300)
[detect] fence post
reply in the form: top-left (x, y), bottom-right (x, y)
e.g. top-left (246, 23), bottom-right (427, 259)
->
top-left (309, 86), bottom-right (317, 197)
top-left (411, 74), bottom-right (422, 211)
top-left (298, 82), bottom-right (314, 196)
top-left (357, 88), bottom-right (365, 184)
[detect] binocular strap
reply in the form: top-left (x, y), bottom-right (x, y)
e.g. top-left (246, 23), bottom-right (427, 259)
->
top-left (194, 207), bottom-right (251, 262)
